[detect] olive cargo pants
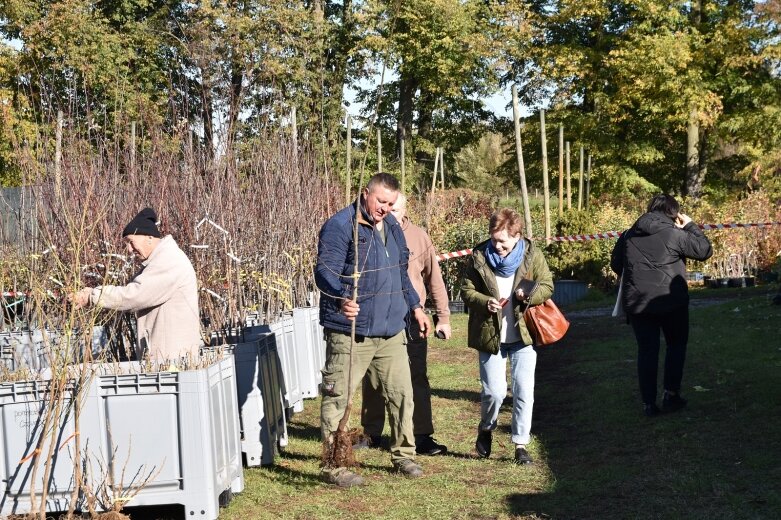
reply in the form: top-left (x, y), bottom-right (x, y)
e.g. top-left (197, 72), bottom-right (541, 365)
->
top-left (320, 329), bottom-right (416, 463)
top-left (361, 336), bottom-right (433, 438)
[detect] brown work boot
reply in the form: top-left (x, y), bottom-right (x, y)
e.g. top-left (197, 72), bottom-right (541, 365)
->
top-left (322, 467), bottom-right (365, 488)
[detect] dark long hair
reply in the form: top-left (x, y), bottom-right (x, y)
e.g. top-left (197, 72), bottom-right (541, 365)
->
top-left (647, 194), bottom-right (679, 220)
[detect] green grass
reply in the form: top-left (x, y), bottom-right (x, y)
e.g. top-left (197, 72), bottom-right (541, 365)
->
top-left (221, 292), bottom-right (781, 519)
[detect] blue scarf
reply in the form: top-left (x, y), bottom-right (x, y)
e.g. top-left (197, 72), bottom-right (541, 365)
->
top-left (485, 239), bottom-right (525, 277)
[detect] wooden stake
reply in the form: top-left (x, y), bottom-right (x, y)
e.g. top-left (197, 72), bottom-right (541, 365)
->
top-left (130, 121), bottom-right (136, 173)
top-left (558, 125), bottom-right (564, 218)
top-left (578, 145), bottom-right (584, 210)
top-left (291, 106), bottom-right (298, 157)
top-left (586, 154), bottom-right (592, 209)
top-left (377, 129), bottom-right (382, 173)
top-left (400, 128), bottom-right (406, 192)
top-left (512, 85), bottom-right (533, 238)
top-left (346, 115), bottom-right (352, 205)
top-left (439, 147), bottom-right (445, 190)
top-left (540, 110), bottom-right (551, 245)
top-left (55, 110), bottom-right (63, 199)
top-left (431, 147), bottom-right (439, 193)
top-left (566, 141), bottom-right (571, 211)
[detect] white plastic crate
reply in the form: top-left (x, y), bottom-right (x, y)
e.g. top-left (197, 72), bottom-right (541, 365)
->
top-left (0, 354), bottom-right (243, 519)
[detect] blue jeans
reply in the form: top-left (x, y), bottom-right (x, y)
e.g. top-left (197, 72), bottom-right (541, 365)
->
top-left (478, 341), bottom-right (537, 445)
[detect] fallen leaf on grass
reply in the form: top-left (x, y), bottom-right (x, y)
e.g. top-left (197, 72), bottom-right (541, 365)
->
top-left (693, 385), bottom-right (711, 392)
top-left (732, 307), bottom-right (741, 312)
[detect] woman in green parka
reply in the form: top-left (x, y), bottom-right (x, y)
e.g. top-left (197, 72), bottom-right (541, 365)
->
top-left (461, 208), bottom-right (554, 465)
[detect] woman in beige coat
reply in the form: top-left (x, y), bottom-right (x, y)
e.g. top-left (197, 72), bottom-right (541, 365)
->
top-left (71, 208), bottom-right (201, 361)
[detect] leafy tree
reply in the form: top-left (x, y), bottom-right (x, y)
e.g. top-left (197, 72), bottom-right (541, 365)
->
top-left (499, 0), bottom-right (781, 201)
top-left (355, 0), bottom-right (499, 186)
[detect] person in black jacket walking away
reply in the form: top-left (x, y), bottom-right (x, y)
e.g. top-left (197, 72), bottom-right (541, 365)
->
top-left (611, 194), bottom-right (713, 417)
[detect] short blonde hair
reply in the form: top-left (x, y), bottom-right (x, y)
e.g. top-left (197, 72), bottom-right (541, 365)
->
top-left (489, 208), bottom-right (524, 236)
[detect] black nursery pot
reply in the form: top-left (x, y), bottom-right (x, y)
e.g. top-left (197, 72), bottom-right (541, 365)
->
top-left (728, 277), bottom-right (746, 288)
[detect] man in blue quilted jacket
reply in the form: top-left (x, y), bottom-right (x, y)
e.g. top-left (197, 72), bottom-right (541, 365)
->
top-left (315, 172), bottom-right (431, 487)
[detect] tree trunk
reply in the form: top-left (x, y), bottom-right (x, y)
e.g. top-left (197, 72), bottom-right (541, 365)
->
top-left (395, 73), bottom-right (417, 159)
top-left (227, 65), bottom-right (243, 147)
top-left (685, 108), bottom-right (703, 198)
top-left (685, 0), bottom-right (704, 199)
top-left (322, 0), bottom-right (353, 146)
top-left (416, 90), bottom-right (434, 166)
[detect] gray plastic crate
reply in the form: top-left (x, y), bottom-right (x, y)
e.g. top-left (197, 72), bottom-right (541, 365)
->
top-left (0, 329), bottom-right (56, 371)
top-left (307, 309), bottom-right (326, 394)
top-left (208, 333), bottom-right (286, 467)
top-left (552, 280), bottom-right (589, 306)
top-left (0, 355), bottom-right (243, 519)
top-left (256, 334), bottom-right (286, 462)
top-left (292, 307), bottom-right (324, 400)
top-left (0, 339), bottom-right (13, 370)
top-left (260, 316), bottom-right (303, 413)
top-left (0, 327), bottom-right (112, 372)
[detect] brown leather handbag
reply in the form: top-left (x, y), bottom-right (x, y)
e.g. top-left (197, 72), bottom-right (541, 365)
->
top-left (523, 299), bottom-right (570, 346)
top-left (520, 280), bottom-right (570, 346)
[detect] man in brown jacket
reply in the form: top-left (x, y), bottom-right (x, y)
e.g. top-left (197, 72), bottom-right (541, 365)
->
top-left (360, 193), bottom-right (452, 455)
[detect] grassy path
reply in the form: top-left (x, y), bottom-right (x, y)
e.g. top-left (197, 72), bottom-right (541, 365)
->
top-left (221, 288), bottom-right (781, 519)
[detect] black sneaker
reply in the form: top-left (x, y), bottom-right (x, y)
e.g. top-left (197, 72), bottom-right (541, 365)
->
top-left (662, 392), bottom-right (687, 413)
top-left (415, 435), bottom-right (447, 456)
top-left (643, 403), bottom-right (661, 417)
top-left (514, 446), bottom-right (533, 465)
top-left (475, 429), bottom-right (492, 458)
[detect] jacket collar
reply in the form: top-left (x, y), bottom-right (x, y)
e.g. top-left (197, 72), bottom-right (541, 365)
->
top-left (142, 234), bottom-right (173, 267)
top-left (355, 196), bottom-right (374, 228)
